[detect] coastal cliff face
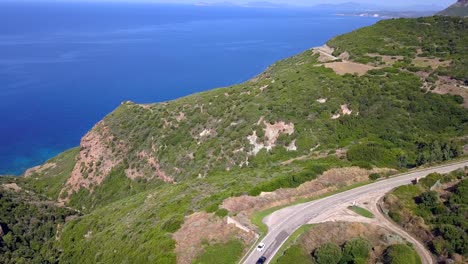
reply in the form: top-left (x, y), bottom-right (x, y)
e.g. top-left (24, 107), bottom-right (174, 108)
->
top-left (24, 17), bottom-right (468, 207)
top-left (438, 0), bottom-right (468, 16)
top-left (11, 16), bottom-right (468, 264)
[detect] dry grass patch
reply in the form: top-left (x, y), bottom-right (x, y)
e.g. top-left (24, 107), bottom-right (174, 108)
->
top-left (413, 57), bottom-right (451, 69)
top-left (433, 76), bottom-right (468, 108)
top-left (367, 53), bottom-right (404, 66)
top-left (323, 61), bottom-right (378, 76)
top-left (173, 212), bottom-right (255, 264)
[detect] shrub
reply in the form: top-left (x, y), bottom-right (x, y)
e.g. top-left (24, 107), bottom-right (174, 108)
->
top-left (314, 243), bottom-right (342, 264)
top-left (161, 216), bottom-right (183, 233)
top-left (383, 244), bottom-right (421, 264)
top-left (369, 173), bottom-right (381, 181)
top-left (215, 209), bottom-right (229, 217)
top-left (342, 238), bottom-right (372, 260)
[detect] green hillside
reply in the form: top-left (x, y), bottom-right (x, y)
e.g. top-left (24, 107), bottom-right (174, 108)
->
top-left (1, 16), bottom-right (467, 264)
top-left (438, 0), bottom-right (468, 17)
top-left (384, 170), bottom-right (467, 263)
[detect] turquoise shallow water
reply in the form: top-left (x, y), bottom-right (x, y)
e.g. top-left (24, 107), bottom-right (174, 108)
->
top-left (0, 2), bottom-right (380, 175)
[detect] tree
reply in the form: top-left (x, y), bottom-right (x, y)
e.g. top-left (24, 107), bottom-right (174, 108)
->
top-left (314, 243), bottom-right (342, 264)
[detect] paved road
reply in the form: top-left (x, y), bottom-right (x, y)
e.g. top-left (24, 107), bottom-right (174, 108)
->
top-left (242, 161), bottom-right (468, 264)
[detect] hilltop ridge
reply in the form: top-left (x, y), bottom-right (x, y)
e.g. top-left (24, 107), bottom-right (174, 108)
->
top-left (438, 0), bottom-right (468, 16)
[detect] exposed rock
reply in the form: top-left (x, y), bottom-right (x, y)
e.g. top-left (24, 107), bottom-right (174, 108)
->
top-left (59, 121), bottom-right (125, 202)
top-left (331, 114), bottom-right (341, 119)
top-left (263, 121), bottom-right (295, 146)
top-left (338, 51), bottom-right (350, 61)
top-left (247, 131), bottom-right (265, 155)
top-left (247, 121), bottom-right (295, 155)
top-left (199, 129), bottom-right (213, 138)
top-left (331, 104), bottom-right (353, 119)
top-left (176, 112), bottom-right (186, 122)
top-left (341, 104), bottom-right (353, 115)
top-left (285, 140), bottom-right (297, 151)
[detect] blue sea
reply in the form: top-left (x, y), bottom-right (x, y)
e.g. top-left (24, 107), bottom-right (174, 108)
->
top-left (0, 2), bottom-right (380, 175)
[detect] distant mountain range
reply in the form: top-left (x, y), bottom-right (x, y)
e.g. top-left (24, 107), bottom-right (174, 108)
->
top-left (195, 1), bottom-right (288, 8)
top-left (438, 0), bottom-right (468, 16)
top-left (195, 1), bottom-right (445, 12)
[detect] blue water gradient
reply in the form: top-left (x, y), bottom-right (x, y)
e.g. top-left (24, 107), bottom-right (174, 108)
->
top-left (0, 2), bottom-right (379, 175)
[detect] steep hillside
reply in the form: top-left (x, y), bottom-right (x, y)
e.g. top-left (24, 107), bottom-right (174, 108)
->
top-left (9, 16), bottom-right (468, 263)
top-left (0, 178), bottom-right (78, 264)
top-left (384, 169), bottom-right (467, 263)
top-left (438, 0), bottom-right (468, 17)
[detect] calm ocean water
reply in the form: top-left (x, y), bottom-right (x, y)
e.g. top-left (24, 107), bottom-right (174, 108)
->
top-left (0, 2), bottom-right (379, 175)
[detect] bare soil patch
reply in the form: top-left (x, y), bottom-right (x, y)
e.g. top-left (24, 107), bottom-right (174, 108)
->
top-left (173, 212), bottom-right (255, 264)
top-left (1, 183), bottom-right (22, 192)
top-left (367, 53), bottom-right (404, 66)
top-left (433, 76), bottom-right (468, 108)
top-left (323, 61), bottom-right (377, 76)
top-left (413, 57), bottom-right (451, 69)
top-left (24, 162), bottom-right (57, 177)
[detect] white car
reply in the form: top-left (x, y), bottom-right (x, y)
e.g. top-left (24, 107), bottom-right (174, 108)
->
top-left (256, 242), bottom-right (266, 252)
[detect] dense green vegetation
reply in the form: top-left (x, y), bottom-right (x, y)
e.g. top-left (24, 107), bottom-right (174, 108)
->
top-left (386, 170), bottom-right (467, 262)
top-left (341, 238), bottom-right (372, 263)
top-left (278, 237), bottom-right (373, 264)
top-left (67, 165), bottom-right (164, 212)
top-left (383, 244), bottom-right (422, 264)
top-left (194, 240), bottom-right (244, 264)
top-left (314, 242), bottom-right (343, 264)
top-left (328, 16), bottom-right (468, 82)
top-left (5, 16), bottom-right (468, 263)
top-left (0, 179), bottom-right (77, 264)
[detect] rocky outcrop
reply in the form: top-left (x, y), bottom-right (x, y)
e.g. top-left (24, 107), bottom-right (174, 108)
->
top-left (58, 120), bottom-right (175, 203)
top-left (59, 121), bottom-right (125, 202)
top-left (247, 120), bottom-right (295, 155)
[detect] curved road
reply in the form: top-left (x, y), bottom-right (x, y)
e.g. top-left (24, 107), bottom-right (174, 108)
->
top-left (242, 161), bottom-right (468, 264)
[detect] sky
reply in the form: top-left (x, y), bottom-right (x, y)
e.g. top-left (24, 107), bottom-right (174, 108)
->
top-left (0, 0), bottom-right (455, 7)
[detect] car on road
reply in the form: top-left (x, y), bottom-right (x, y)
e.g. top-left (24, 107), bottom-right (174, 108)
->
top-left (256, 243), bottom-right (265, 252)
top-left (256, 256), bottom-right (266, 264)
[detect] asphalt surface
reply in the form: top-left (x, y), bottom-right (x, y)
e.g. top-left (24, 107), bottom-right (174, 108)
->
top-left (242, 161), bottom-right (468, 264)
